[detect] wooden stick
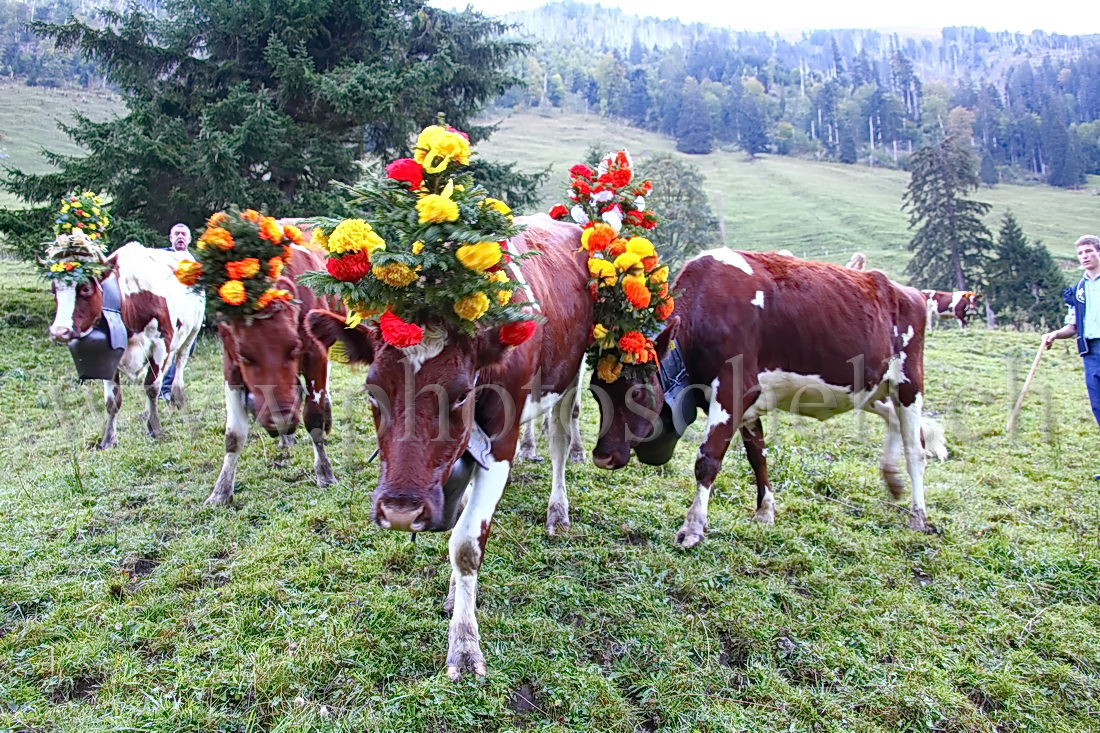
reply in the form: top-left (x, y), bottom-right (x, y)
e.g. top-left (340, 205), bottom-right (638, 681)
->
top-left (1006, 343), bottom-right (1046, 432)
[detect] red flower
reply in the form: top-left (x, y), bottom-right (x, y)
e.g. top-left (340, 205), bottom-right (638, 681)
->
top-left (548, 204), bottom-right (569, 220)
top-left (570, 164), bottom-right (594, 179)
top-left (572, 179), bottom-right (591, 196)
top-left (386, 158), bottom-right (424, 190)
top-left (499, 320), bottom-right (537, 346)
top-left (380, 310), bottom-right (424, 348)
top-left (639, 216), bottom-right (658, 230)
top-left (446, 126), bottom-right (469, 141)
top-left (326, 251), bottom-right (371, 282)
top-left (618, 331), bottom-right (647, 355)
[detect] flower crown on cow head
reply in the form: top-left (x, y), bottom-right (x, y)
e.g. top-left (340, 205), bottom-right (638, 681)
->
top-left (54, 190), bottom-right (111, 242)
top-left (174, 207), bottom-right (300, 318)
top-left (549, 151), bottom-right (674, 383)
top-left (37, 230), bottom-right (110, 286)
top-left (298, 122), bottom-right (539, 349)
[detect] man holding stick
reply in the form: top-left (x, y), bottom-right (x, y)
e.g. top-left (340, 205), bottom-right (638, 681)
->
top-left (1042, 235), bottom-right (1100, 430)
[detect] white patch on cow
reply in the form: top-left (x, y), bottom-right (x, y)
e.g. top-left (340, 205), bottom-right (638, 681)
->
top-left (900, 325), bottom-right (915, 348)
top-left (750, 290), bottom-right (765, 309)
top-left (948, 291), bottom-right (965, 311)
top-left (702, 378), bottom-right (732, 443)
top-left (886, 353), bottom-right (908, 385)
top-left (506, 259), bottom-right (541, 314)
top-left (677, 483), bottom-right (712, 548)
top-left (696, 248), bottom-right (753, 275)
top-left (48, 284), bottom-right (85, 339)
top-left (520, 391), bottom-right (562, 424)
top-left (742, 369), bottom-right (889, 424)
top-left (898, 393), bottom-right (928, 528)
top-left (398, 325), bottom-right (447, 373)
top-left (776, 249), bottom-right (794, 257)
top-left (208, 384), bottom-right (250, 505)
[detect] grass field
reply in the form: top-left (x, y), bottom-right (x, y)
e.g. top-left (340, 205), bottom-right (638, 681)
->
top-left (3, 244), bottom-right (1100, 733)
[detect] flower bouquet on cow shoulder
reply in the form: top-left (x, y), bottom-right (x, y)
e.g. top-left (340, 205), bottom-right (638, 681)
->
top-left (298, 123), bottom-right (539, 349)
top-left (550, 150), bottom-right (674, 383)
top-left (173, 207), bottom-right (302, 318)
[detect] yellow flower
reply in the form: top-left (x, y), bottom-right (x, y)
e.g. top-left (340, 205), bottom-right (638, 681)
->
top-left (416, 194), bottom-right (459, 224)
top-left (597, 355), bottom-right (622, 383)
top-left (613, 251), bottom-right (643, 273)
top-left (481, 197), bottom-right (511, 216)
top-left (454, 291), bottom-right (490, 321)
top-left (592, 323), bottom-right (608, 341)
top-left (625, 237), bottom-right (655, 258)
top-left (649, 265), bottom-right (669, 284)
top-left (50, 262), bottom-right (64, 272)
top-left (414, 125), bottom-right (472, 172)
top-left (344, 305), bottom-right (380, 328)
top-left (312, 228), bottom-right (328, 250)
top-left (372, 262), bottom-right (418, 287)
top-left (218, 280), bottom-right (247, 306)
top-left (412, 240), bottom-right (425, 254)
top-left (588, 257), bottom-right (618, 285)
top-left (328, 219), bottom-right (386, 256)
top-left (456, 241), bottom-right (502, 271)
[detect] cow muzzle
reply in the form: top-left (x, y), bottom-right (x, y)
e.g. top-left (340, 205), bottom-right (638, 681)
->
top-left (591, 443), bottom-right (630, 470)
top-left (48, 325), bottom-right (74, 344)
top-left (372, 489), bottom-right (441, 532)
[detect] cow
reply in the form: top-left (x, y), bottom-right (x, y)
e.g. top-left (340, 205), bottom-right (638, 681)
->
top-left (847, 252), bottom-right (867, 270)
top-left (590, 249), bottom-right (947, 547)
top-left (307, 214), bottom-right (591, 680)
top-left (517, 377), bottom-right (586, 463)
top-left (46, 239), bottom-right (204, 450)
top-left (921, 290), bottom-right (980, 330)
top-left (204, 226), bottom-right (343, 506)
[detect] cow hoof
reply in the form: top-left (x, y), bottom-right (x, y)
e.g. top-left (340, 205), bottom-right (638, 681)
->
top-left (315, 469), bottom-right (337, 488)
top-left (569, 448), bottom-right (586, 464)
top-left (753, 509), bottom-right (776, 524)
top-left (519, 452), bottom-right (544, 463)
top-left (445, 650), bottom-right (487, 682)
top-left (147, 429), bottom-right (163, 440)
top-left (204, 492), bottom-right (232, 507)
top-left (909, 510), bottom-right (929, 532)
top-left (675, 527), bottom-right (705, 548)
top-left (96, 439), bottom-right (117, 451)
top-left (546, 514), bottom-right (571, 536)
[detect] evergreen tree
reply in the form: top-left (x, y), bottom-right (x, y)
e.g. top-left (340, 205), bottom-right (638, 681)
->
top-left (979, 151), bottom-right (999, 185)
top-left (0, 0), bottom-right (530, 256)
top-left (902, 133), bottom-right (994, 290)
top-left (639, 153), bottom-right (719, 267)
top-left (838, 124), bottom-right (858, 163)
top-left (624, 67), bottom-right (651, 128)
top-left (738, 93), bottom-right (769, 158)
top-left (675, 77), bottom-right (714, 154)
top-left (985, 211), bottom-right (1066, 329)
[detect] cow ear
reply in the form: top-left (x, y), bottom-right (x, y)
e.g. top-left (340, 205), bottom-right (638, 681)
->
top-left (475, 326), bottom-right (510, 369)
top-left (654, 316), bottom-right (681, 361)
top-left (275, 276), bottom-right (299, 300)
top-left (307, 309), bottom-right (375, 364)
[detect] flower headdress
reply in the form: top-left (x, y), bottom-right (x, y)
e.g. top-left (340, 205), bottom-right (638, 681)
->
top-left (37, 230), bottom-right (109, 286)
top-left (299, 123), bottom-right (538, 349)
top-left (175, 207), bottom-right (301, 318)
top-left (550, 151), bottom-right (674, 383)
top-left (54, 191), bottom-right (111, 241)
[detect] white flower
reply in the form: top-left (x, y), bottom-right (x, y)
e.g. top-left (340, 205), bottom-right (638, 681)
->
top-left (601, 206), bottom-right (623, 232)
top-left (634, 196), bottom-right (646, 211)
top-left (592, 190), bottom-right (614, 203)
top-left (570, 205), bottom-right (589, 225)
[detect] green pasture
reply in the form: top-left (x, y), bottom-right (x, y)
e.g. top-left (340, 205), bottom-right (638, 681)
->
top-left (2, 251), bottom-right (1100, 732)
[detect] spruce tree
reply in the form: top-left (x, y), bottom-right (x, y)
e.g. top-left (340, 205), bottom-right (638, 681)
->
top-left (675, 77), bottom-right (714, 154)
top-left (738, 94), bottom-right (769, 158)
top-left (985, 211), bottom-right (1066, 329)
top-left (902, 133), bottom-right (994, 290)
top-left (0, 0), bottom-right (530, 257)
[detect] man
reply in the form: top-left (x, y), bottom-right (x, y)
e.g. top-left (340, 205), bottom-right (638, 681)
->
top-left (161, 223), bottom-right (197, 401)
top-left (1042, 235), bottom-right (1100, 431)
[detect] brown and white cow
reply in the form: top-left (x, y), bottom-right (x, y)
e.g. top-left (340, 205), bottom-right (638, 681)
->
top-left (921, 290), bottom-right (980, 330)
top-left (307, 214), bottom-right (591, 680)
top-left (47, 241), bottom-right (204, 449)
top-left (205, 236), bottom-right (343, 506)
top-left (591, 249), bottom-right (946, 547)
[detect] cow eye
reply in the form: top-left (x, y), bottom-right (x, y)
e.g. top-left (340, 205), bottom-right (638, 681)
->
top-left (238, 354), bottom-right (254, 366)
top-left (451, 391), bottom-right (471, 410)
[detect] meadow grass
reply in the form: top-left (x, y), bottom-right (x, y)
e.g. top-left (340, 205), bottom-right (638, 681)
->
top-left (477, 110), bottom-right (1100, 278)
top-left (2, 253), bottom-right (1100, 732)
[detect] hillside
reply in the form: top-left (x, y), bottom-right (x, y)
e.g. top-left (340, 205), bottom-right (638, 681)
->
top-left (478, 109), bottom-right (1100, 280)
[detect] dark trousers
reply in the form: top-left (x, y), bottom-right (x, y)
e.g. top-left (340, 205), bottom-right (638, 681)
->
top-left (1084, 340), bottom-right (1100, 429)
top-left (160, 338), bottom-right (197, 399)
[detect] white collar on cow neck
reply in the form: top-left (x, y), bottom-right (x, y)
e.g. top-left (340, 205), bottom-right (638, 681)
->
top-left (397, 324), bottom-right (448, 373)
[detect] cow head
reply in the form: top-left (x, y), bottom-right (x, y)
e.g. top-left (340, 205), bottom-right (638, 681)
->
top-left (220, 292), bottom-right (305, 437)
top-left (590, 319), bottom-right (679, 470)
top-left (308, 310), bottom-right (510, 533)
top-left (47, 256), bottom-right (114, 344)
top-left (964, 291), bottom-right (981, 314)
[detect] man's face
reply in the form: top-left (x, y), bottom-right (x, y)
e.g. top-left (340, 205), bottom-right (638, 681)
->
top-left (1077, 243), bottom-right (1099, 270)
top-left (170, 225), bottom-right (192, 251)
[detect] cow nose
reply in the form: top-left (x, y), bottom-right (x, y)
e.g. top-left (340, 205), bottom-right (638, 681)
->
top-left (374, 495), bottom-right (433, 532)
top-left (591, 446), bottom-right (627, 470)
top-left (48, 326), bottom-right (73, 343)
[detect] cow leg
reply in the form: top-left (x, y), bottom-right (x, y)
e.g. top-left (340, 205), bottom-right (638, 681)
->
top-left (446, 457), bottom-right (510, 681)
top-left (275, 434), bottom-right (296, 468)
top-left (207, 384), bottom-right (249, 506)
top-left (517, 419), bottom-right (540, 461)
top-left (677, 377), bottom-right (739, 548)
top-left (303, 354), bottom-right (336, 488)
top-left (143, 360), bottom-right (163, 438)
top-left (897, 394), bottom-right (929, 531)
top-left (98, 375), bottom-right (122, 450)
top-left (546, 385), bottom-right (577, 534)
top-left (741, 418), bottom-right (775, 523)
top-left (874, 400), bottom-right (906, 500)
top-left (568, 388), bottom-right (585, 464)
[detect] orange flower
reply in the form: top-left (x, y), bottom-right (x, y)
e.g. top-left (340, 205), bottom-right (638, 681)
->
top-left (282, 223), bottom-right (303, 245)
top-left (259, 217), bottom-right (284, 242)
top-left (580, 223), bottom-right (616, 252)
top-left (218, 280), bottom-right (247, 306)
top-left (606, 238), bottom-right (628, 258)
top-left (207, 211), bottom-right (228, 228)
top-left (225, 258), bottom-right (261, 280)
top-left (257, 288), bottom-right (292, 309)
top-left (597, 355), bottom-right (622, 383)
top-left (241, 209), bottom-right (262, 224)
top-left (655, 297), bottom-right (675, 321)
top-left (622, 274), bottom-right (651, 309)
top-left (283, 245), bottom-right (294, 262)
top-left (201, 227), bottom-right (235, 251)
top-left (174, 260), bottom-right (202, 286)
top-left (618, 330), bottom-right (647, 355)
top-left (267, 256), bottom-right (284, 280)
